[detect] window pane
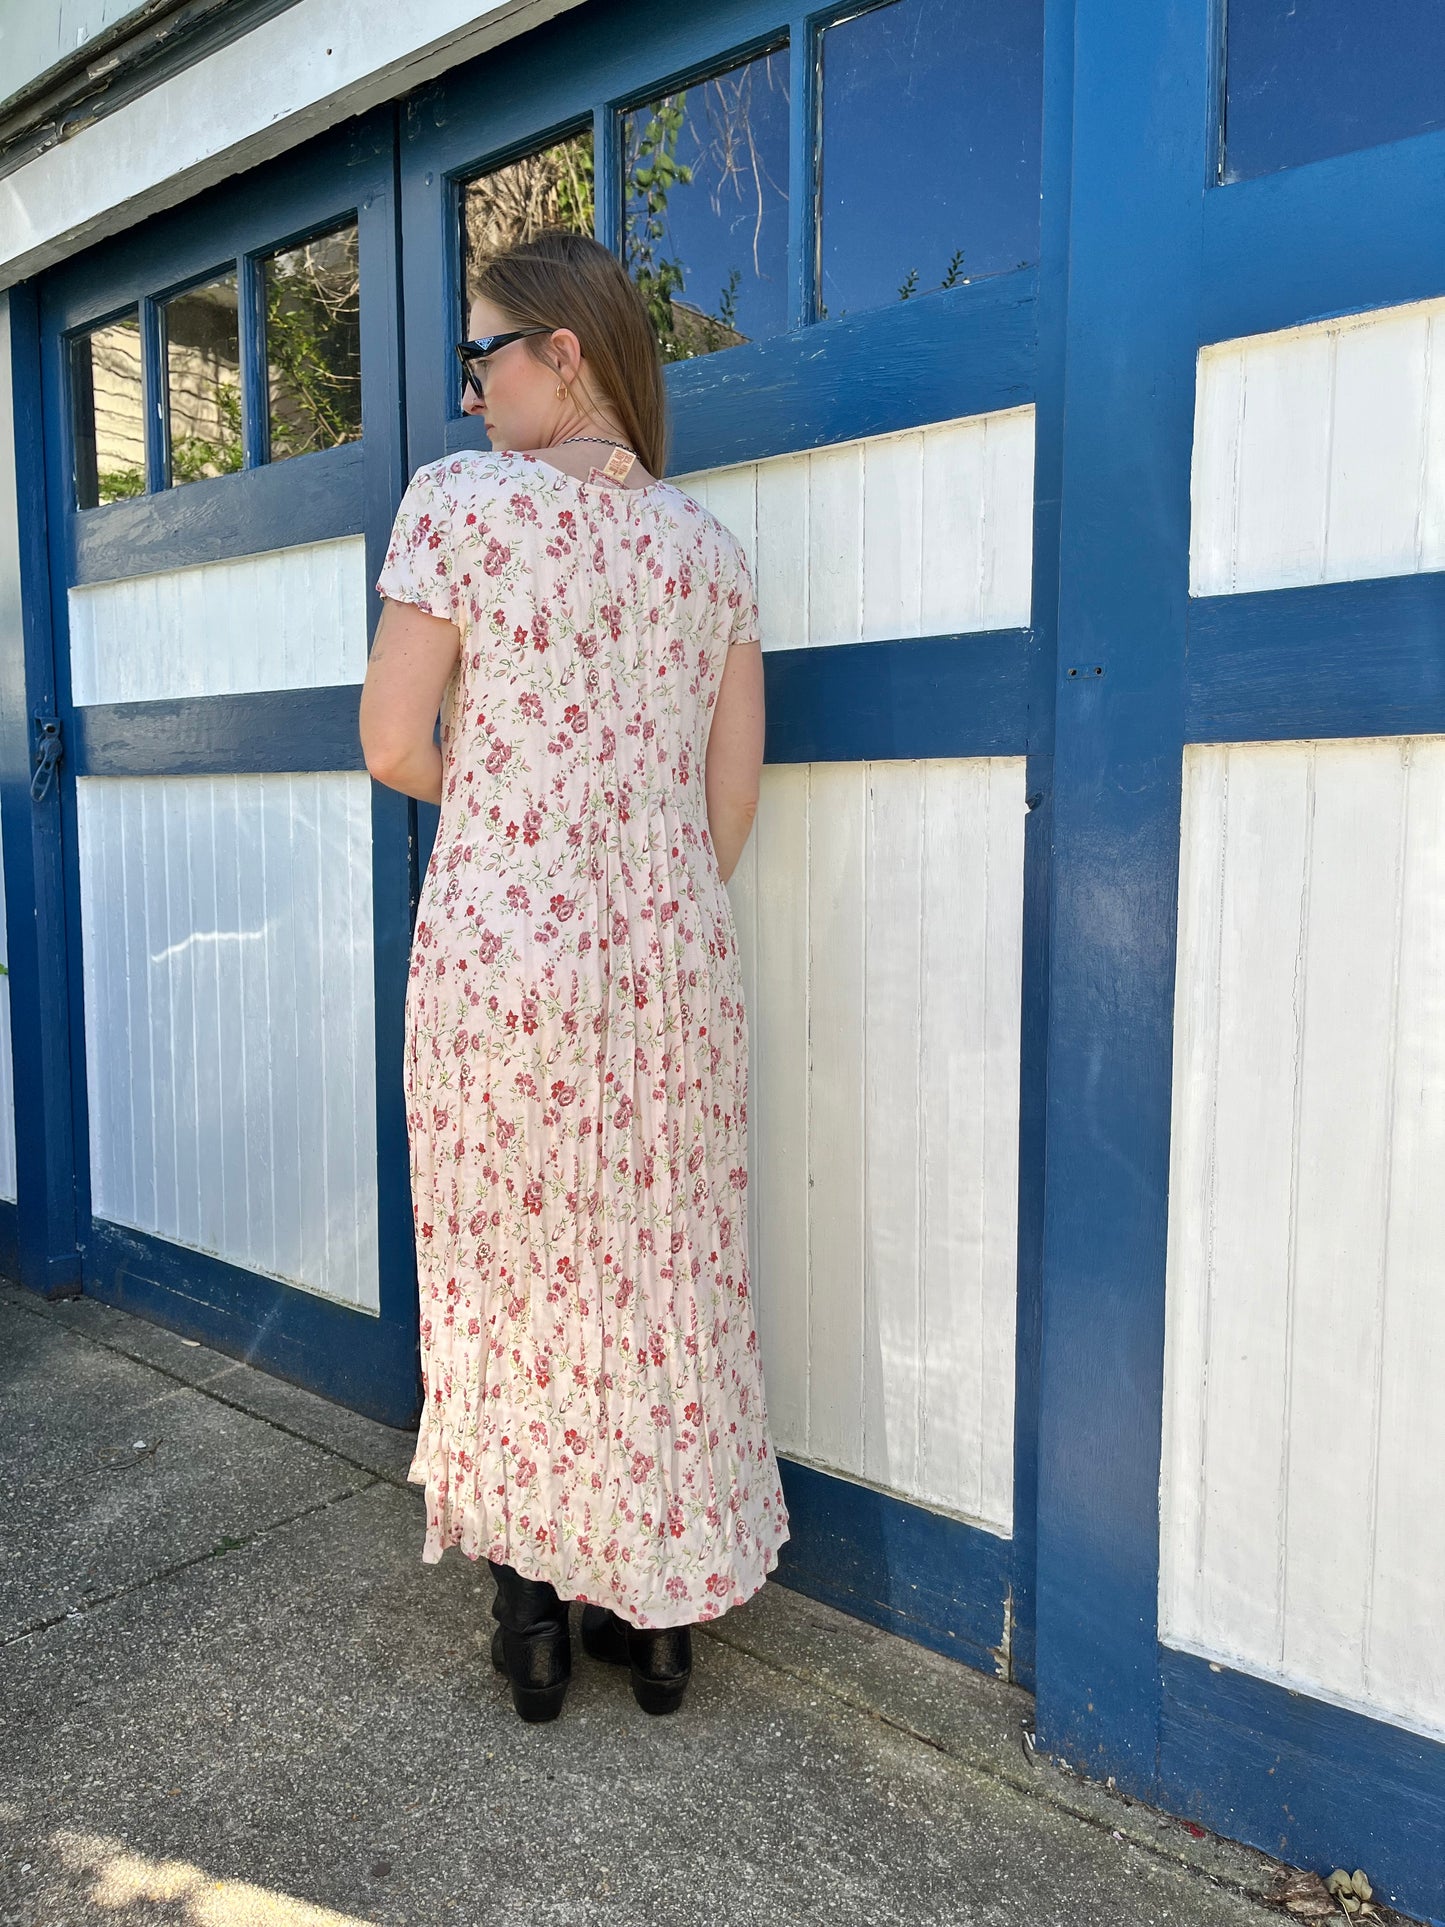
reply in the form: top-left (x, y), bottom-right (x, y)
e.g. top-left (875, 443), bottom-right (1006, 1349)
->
top-left (1224, 0), bottom-right (1445, 181)
top-left (264, 224), bottom-right (363, 462)
top-left (622, 47), bottom-right (790, 362)
top-left (163, 272), bottom-right (243, 485)
top-left (818, 0), bottom-right (1043, 322)
top-left (461, 129), bottom-right (595, 321)
top-left (70, 312), bottom-right (145, 509)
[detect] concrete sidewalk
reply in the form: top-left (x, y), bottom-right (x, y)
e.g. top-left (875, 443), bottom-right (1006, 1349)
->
top-left (0, 1280), bottom-right (1373, 1927)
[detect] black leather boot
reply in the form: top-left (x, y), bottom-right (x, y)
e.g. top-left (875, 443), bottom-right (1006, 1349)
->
top-left (581, 1603), bottom-right (692, 1715)
top-left (487, 1559), bottom-right (571, 1723)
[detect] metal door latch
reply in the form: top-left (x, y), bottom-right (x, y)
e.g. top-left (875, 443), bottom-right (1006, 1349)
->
top-left (30, 713), bottom-right (63, 803)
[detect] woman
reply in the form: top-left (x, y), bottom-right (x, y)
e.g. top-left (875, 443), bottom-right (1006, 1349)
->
top-left (360, 230), bottom-right (790, 1723)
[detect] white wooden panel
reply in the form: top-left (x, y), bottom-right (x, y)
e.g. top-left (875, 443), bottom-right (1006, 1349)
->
top-left (806, 439), bottom-right (866, 649)
top-left (68, 535), bottom-right (368, 706)
top-left (1162, 737), bottom-right (1445, 1741)
top-left (675, 407), bottom-right (1035, 650)
top-left (862, 431), bottom-right (924, 642)
top-left (742, 765), bottom-right (811, 1448)
top-left (981, 409), bottom-right (1038, 631)
top-left (729, 757), bottom-right (1025, 1532)
top-left (700, 464), bottom-right (757, 576)
top-left (1367, 742), bottom-right (1445, 1715)
top-left (807, 765), bottom-right (867, 1471)
top-left (75, 773), bottom-right (379, 1311)
top-left (1324, 311), bottom-right (1432, 583)
top-left (753, 456), bottom-right (809, 652)
top-left (1191, 296), bottom-right (1445, 595)
top-left (0, 790), bottom-right (15, 1203)
top-left (862, 765), bottom-right (925, 1492)
top-left (921, 424), bottom-right (988, 636)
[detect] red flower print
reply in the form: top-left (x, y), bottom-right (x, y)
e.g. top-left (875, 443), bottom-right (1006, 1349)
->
top-left (386, 460), bottom-right (789, 1602)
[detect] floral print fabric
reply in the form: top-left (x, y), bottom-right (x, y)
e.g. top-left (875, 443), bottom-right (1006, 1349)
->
top-left (375, 448), bottom-right (789, 1627)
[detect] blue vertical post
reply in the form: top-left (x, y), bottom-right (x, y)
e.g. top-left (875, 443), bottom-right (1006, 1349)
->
top-left (1033, 0), bottom-right (1212, 1789)
top-left (1005, 0), bottom-right (1079, 1699)
top-left (0, 284), bottom-right (81, 1294)
top-left (361, 109), bottom-right (427, 1366)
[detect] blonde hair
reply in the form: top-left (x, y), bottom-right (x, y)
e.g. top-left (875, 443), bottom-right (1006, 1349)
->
top-left (472, 229), bottom-right (669, 478)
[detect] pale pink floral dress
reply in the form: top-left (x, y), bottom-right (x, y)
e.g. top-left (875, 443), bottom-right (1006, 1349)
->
top-left (375, 447), bottom-right (790, 1627)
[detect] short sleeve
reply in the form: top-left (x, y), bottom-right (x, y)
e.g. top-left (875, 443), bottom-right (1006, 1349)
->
top-left (374, 464), bottom-right (458, 622)
top-left (728, 552), bottom-right (762, 648)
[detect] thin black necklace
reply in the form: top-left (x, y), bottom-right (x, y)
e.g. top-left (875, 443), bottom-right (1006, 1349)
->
top-left (557, 434), bottom-right (636, 454)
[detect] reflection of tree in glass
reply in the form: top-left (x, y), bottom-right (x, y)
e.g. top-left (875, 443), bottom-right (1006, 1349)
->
top-left (624, 57), bottom-right (787, 364)
top-left (625, 98), bottom-right (700, 362)
top-left (462, 132), bottom-right (595, 314)
top-left (819, 244), bottom-right (969, 320)
top-left (266, 228), bottom-right (363, 460)
top-left (100, 464), bottom-right (147, 501)
top-left (80, 320), bottom-right (148, 503)
top-left (163, 278), bottom-right (245, 483)
top-left (171, 378), bottom-right (244, 481)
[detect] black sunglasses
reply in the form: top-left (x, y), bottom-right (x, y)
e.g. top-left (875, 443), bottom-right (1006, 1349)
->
top-left (454, 328), bottom-right (555, 399)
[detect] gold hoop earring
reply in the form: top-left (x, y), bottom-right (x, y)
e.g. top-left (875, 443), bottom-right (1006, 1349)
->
top-left (555, 383), bottom-right (566, 398)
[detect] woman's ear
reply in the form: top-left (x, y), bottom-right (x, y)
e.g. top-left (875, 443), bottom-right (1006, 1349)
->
top-left (549, 328), bottom-right (584, 382)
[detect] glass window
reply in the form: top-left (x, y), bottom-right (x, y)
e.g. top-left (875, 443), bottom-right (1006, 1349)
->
top-left (70, 311), bottom-right (145, 509)
top-left (817, 0), bottom-right (1043, 322)
top-left (1224, 0), bottom-right (1445, 181)
top-left (263, 223), bottom-right (363, 461)
top-left (621, 47), bottom-right (790, 362)
top-left (163, 271), bottom-right (243, 485)
top-left (461, 129), bottom-right (595, 322)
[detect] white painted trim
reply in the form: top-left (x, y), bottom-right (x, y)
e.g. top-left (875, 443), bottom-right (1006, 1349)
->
top-left (0, 0), bottom-right (587, 289)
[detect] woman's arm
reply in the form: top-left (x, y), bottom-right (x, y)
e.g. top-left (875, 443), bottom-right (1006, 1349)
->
top-left (704, 637), bottom-right (765, 884)
top-left (359, 597), bottom-right (462, 804)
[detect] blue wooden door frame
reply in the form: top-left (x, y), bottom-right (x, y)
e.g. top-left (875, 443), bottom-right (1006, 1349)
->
top-left (1037, 0), bottom-right (1445, 1914)
top-left (0, 284), bottom-right (77, 1295)
top-left (27, 109), bottom-right (424, 1427)
top-left (397, 0), bottom-right (1052, 1688)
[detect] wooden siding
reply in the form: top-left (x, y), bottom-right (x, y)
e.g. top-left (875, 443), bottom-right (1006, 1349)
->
top-left (75, 772), bottom-right (379, 1310)
top-left (68, 535), bottom-right (368, 706)
top-left (1161, 736), bottom-right (1445, 1741)
top-left (678, 407), bottom-right (1036, 646)
top-left (0, 791), bottom-right (14, 1202)
top-left (1190, 295), bottom-right (1445, 597)
top-left (726, 756), bottom-right (1026, 1533)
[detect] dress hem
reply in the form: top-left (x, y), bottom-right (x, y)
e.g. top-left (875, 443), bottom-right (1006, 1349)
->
top-left (405, 1461), bottom-right (790, 1629)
